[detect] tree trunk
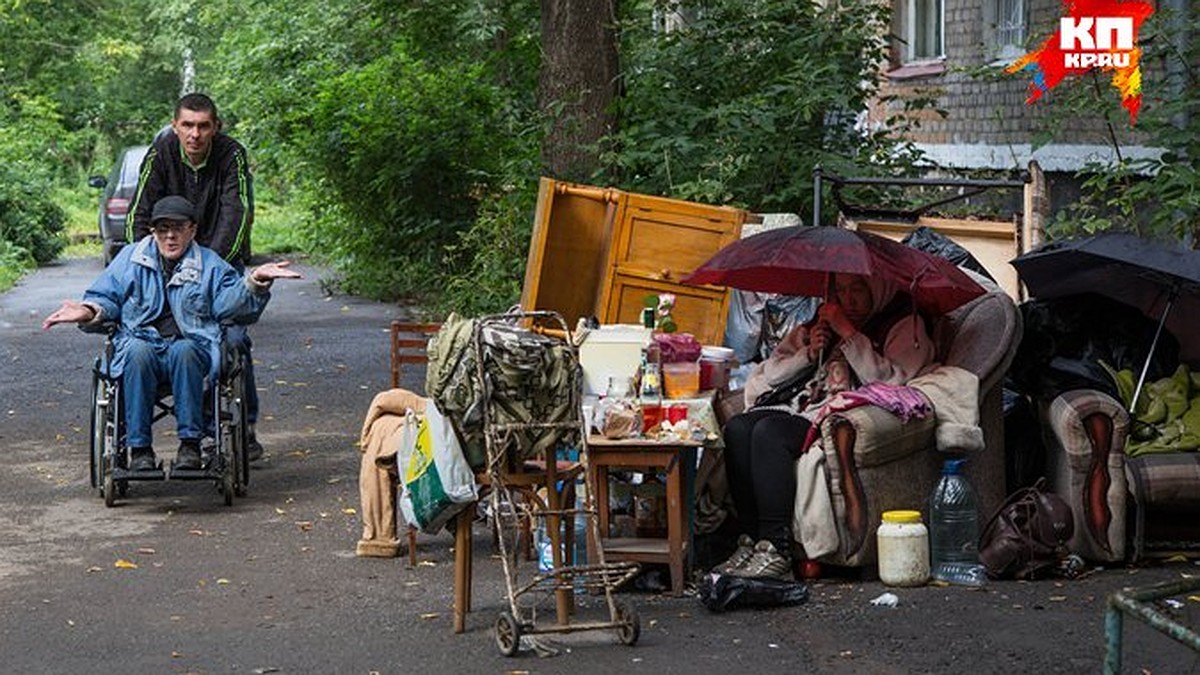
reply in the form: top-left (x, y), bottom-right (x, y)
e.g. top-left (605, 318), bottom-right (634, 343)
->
top-left (538, 0), bottom-right (619, 181)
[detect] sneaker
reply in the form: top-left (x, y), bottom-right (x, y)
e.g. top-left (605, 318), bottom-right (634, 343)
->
top-left (128, 447), bottom-right (157, 472)
top-left (729, 540), bottom-right (793, 580)
top-left (714, 535), bottom-right (756, 575)
top-left (175, 440), bottom-right (202, 471)
top-left (246, 434), bottom-right (264, 462)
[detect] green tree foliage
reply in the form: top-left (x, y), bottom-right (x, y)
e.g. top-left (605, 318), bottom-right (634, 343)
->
top-left (0, 96), bottom-right (65, 263)
top-left (196, 0), bottom-right (541, 301)
top-left (604, 0), bottom-right (926, 219)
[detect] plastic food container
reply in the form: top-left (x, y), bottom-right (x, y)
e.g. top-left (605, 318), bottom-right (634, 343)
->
top-left (876, 510), bottom-right (930, 587)
top-left (699, 346), bottom-right (735, 391)
top-left (662, 361), bottom-right (700, 399)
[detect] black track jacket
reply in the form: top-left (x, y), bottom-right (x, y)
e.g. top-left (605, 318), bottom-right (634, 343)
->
top-left (126, 132), bottom-right (254, 265)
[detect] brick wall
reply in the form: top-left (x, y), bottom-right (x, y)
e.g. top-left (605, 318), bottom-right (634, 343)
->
top-left (872, 0), bottom-right (1154, 168)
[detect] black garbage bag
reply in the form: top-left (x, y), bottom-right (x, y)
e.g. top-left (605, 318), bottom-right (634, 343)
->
top-left (1010, 293), bottom-right (1181, 401)
top-left (697, 572), bottom-right (809, 612)
top-left (901, 226), bottom-right (996, 281)
top-left (1003, 385), bottom-right (1046, 494)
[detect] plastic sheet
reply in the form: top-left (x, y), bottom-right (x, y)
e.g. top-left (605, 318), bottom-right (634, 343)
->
top-left (901, 226), bottom-right (995, 281)
top-left (697, 572), bottom-right (809, 612)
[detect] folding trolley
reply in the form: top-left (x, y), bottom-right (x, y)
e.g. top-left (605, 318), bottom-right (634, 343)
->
top-left (471, 310), bottom-right (641, 656)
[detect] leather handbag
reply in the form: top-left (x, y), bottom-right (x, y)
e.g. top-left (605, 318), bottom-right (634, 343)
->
top-left (979, 478), bottom-right (1075, 580)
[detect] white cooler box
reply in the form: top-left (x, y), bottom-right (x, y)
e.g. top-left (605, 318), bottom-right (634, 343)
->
top-left (579, 325), bottom-right (652, 397)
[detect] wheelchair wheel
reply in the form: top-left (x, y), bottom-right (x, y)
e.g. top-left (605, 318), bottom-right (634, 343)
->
top-left (89, 371), bottom-right (106, 491)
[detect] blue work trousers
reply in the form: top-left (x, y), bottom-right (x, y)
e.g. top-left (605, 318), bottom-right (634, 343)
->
top-left (122, 338), bottom-right (211, 448)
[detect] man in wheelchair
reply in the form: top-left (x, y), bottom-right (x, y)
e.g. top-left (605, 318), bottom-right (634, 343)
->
top-left (43, 196), bottom-right (300, 473)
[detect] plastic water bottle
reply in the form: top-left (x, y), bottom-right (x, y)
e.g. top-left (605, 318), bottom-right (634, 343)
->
top-left (929, 458), bottom-right (982, 584)
top-left (573, 483), bottom-right (588, 567)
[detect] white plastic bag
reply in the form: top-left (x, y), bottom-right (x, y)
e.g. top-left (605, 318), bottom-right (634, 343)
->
top-left (397, 403), bottom-right (478, 535)
top-left (424, 401), bottom-right (478, 504)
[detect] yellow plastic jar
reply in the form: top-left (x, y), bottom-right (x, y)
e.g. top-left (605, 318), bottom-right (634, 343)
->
top-left (876, 510), bottom-right (930, 587)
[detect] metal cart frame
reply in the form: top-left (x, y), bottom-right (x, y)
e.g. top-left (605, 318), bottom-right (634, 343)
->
top-left (471, 310), bottom-right (641, 656)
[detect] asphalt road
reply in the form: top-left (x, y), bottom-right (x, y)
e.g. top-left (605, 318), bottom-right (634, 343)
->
top-left (2, 256), bottom-right (1199, 674)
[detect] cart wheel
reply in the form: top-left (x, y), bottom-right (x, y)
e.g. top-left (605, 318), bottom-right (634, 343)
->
top-left (614, 600), bottom-right (640, 646)
top-left (494, 611), bottom-right (522, 657)
top-left (103, 473), bottom-right (116, 508)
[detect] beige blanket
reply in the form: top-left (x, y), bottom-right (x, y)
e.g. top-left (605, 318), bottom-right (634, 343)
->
top-left (356, 389), bottom-right (427, 558)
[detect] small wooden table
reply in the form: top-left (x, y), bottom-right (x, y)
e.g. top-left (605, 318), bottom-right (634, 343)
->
top-left (586, 435), bottom-right (700, 596)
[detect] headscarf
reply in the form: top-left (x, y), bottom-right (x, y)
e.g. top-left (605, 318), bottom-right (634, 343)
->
top-left (861, 274), bottom-right (899, 319)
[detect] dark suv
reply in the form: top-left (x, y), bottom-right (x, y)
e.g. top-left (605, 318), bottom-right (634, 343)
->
top-left (88, 145), bottom-right (148, 264)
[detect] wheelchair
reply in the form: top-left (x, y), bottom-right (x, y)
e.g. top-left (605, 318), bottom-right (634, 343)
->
top-left (88, 328), bottom-right (251, 507)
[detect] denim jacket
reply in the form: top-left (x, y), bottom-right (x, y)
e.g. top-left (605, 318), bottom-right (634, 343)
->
top-left (82, 236), bottom-right (269, 380)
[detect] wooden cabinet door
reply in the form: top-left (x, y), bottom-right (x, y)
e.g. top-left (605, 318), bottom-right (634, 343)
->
top-left (598, 193), bottom-right (744, 345)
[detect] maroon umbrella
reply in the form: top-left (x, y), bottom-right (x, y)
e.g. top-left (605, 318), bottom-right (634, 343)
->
top-left (682, 226), bottom-right (985, 315)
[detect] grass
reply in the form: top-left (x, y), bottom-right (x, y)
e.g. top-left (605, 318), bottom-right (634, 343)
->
top-left (60, 185), bottom-right (102, 259)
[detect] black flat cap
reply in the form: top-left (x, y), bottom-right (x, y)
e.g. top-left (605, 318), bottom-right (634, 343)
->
top-left (151, 196), bottom-right (196, 224)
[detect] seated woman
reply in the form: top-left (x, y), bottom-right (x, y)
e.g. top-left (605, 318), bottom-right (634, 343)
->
top-left (719, 273), bottom-right (935, 578)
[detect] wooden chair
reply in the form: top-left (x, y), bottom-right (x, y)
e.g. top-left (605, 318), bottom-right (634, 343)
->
top-left (388, 320), bottom-right (442, 566)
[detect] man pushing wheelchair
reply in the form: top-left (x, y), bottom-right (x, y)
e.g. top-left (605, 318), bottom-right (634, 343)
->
top-left (44, 196), bottom-right (300, 475)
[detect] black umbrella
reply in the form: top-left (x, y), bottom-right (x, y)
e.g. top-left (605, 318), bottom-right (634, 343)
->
top-left (1011, 232), bottom-right (1200, 409)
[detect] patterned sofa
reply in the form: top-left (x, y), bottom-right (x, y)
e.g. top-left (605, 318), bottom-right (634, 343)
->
top-left (815, 290), bottom-right (1022, 567)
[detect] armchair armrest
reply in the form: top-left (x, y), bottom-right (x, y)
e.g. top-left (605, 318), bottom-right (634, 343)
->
top-left (819, 406), bottom-right (937, 470)
top-left (1043, 388), bottom-right (1130, 562)
top-left (814, 406), bottom-right (938, 566)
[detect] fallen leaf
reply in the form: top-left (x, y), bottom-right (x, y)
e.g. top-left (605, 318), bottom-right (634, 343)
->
top-left (1048, 596), bottom-right (1067, 602)
top-left (275, 508), bottom-right (286, 515)
top-left (420, 613), bottom-right (439, 620)
top-left (189, 529), bottom-right (206, 536)
top-left (291, 382), bottom-right (309, 387)
top-left (114, 559), bottom-right (138, 570)
top-left (285, 497), bottom-right (295, 504)
top-left (295, 521), bottom-right (313, 531)
top-left (172, 651), bottom-right (183, 658)
top-left (86, 566), bottom-right (102, 573)
top-left (67, 620), bottom-right (75, 627)
top-left (1186, 595), bottom-right (1200, 603)
top-left (304, 405), bottom-right (318, 410)
top-left (274, 380), bottom-right (289, 385)
top-left (342, 507), bottom-right (357, 515)
top-left (217, 578), bottom-right (231, 585)
top-left (137, 548), bottom-right (156, 555)
top-left (327, 477), bottom-right (342, 484)
top-left (404, 581), bottom-right (420, 587)
top-left (418, 561), bottom-right (437, 567)
top-left (318, 512), bottom-right (330, 518)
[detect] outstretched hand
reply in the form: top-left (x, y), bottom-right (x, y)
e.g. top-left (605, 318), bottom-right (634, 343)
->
top-left (42, 300), bottom-right (94, 330)
top-left (251, 260), bottom-right (303, 283)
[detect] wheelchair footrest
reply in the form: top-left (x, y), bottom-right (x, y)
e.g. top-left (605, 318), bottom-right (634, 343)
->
top-left (168, 463), bottom-right (224, 480)
top-left (112, 466), bottom-right (166, 482)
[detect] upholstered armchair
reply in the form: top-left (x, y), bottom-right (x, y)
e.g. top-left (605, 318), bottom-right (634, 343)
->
top-left (813, 290), bottom-right (1022, 567)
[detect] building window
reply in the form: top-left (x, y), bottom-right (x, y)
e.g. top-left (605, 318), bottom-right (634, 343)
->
top-left (897, 0), bottom-right (944, 63)
top-left (984, 0), bottom-right (1026, 62)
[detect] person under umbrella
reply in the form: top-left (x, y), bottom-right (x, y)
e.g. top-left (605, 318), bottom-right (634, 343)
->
top-left (717, 272), bottom-right (936, 579)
